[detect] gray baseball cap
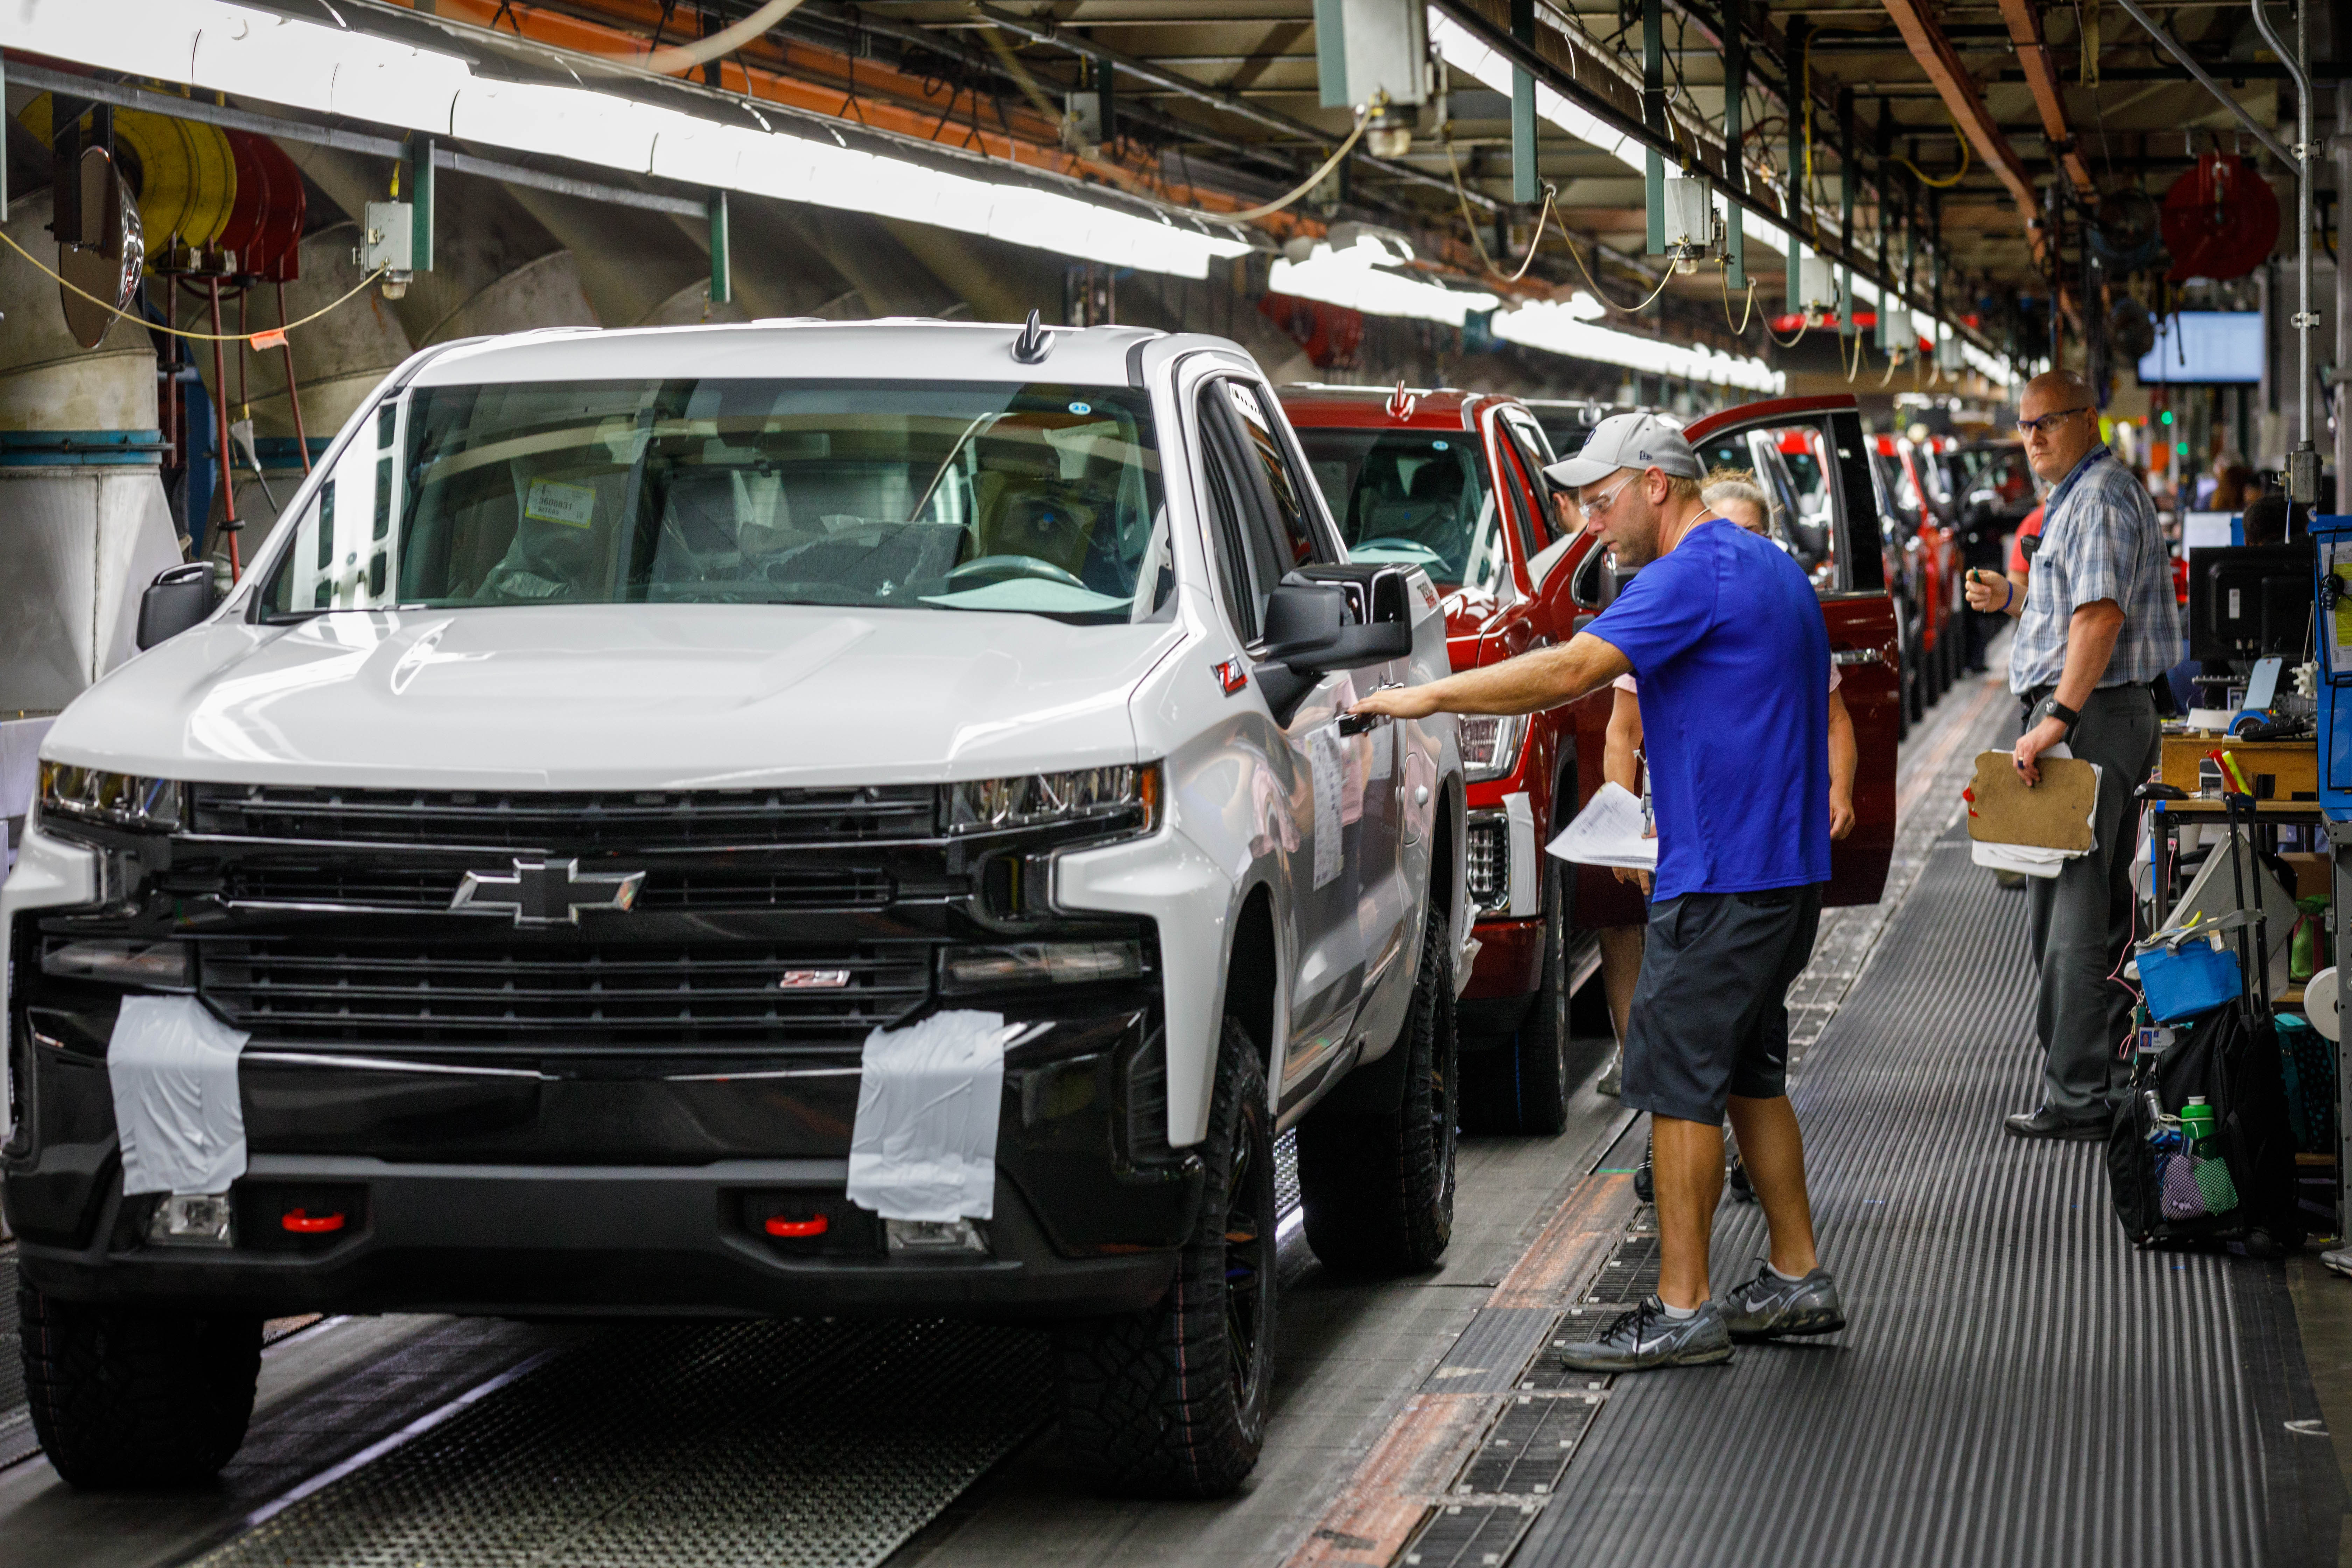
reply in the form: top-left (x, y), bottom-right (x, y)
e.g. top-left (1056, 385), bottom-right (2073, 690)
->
top-left (1544, 411), bottom-right (1703, 490)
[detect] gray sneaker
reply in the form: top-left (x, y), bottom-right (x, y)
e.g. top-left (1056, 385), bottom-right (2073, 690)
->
top-left (1555, 1296), bottom-right (1733, 1371)
top-left (1597, 1050), bottom-right (1623, 1097)
top-left (1718, 1262), bottom-right (1846, 1341)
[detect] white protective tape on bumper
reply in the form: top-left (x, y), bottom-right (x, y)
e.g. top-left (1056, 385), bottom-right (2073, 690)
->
top-left (845, 1009), bottom-right (1020, 1223)
top-left (107, 995), bottom-right (251, 1196)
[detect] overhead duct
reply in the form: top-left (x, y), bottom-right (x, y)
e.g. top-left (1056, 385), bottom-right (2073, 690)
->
top-left (500, 185), bottom-right (734, 329)
top-left (0, 188), bottom-right (182, 752)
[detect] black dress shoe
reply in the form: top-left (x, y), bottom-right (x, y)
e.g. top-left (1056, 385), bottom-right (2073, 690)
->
top-left (2004, 1105), bottom-right (2110, 1141)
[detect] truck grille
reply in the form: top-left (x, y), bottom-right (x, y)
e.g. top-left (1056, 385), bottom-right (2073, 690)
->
top-left (197, 939), bottom-right (933, 1044)
top-left (218, 863), bottom-right (895, 913)
top-left (1465, 819), bottom-right (1510, 911)
top-left (190, 783), bottom-right (939, 849)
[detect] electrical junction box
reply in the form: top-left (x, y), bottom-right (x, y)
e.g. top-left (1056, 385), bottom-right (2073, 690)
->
top-left (1797, 256), bottom-right (1838, 316)
top-left (359, 201), bottom-right (414, 276)
top-left (1315, 0), bottom-right (1428, 110)
top-left (1878, 306), bottom-right (1914, 354)
top-left (1658, 176), bottom-right (1716, 258)
top-left (1935, 336), bottom-right (1965, 373)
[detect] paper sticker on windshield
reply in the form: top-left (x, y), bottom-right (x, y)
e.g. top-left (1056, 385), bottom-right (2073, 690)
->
top-left (525, 480), bottom-right (597, 529)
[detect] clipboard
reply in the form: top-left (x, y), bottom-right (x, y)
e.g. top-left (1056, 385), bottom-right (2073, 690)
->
top-left (1964, 750), bottom-right (2100, 852)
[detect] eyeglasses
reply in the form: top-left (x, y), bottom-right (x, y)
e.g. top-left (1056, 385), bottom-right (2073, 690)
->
top-left (1580, 474), bottom-right (1638, 518)
top-left (2016, 406), bottom-right (2092, 439)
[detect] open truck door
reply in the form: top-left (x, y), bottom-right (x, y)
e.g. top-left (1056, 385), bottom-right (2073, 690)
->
top-left (1684, 395), bottom-right (1899, 905)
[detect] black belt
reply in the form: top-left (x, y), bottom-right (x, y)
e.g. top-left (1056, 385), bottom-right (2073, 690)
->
top-left (2019, 679), bottom-right (2175, 717)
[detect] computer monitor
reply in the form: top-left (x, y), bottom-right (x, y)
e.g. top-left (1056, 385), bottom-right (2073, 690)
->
top-left (2188, 542), bottom-right (2316, 661)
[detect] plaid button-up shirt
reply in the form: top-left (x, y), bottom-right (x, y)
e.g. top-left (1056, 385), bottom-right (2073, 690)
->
top-left (2008, 443), bottom-right (2181, 695)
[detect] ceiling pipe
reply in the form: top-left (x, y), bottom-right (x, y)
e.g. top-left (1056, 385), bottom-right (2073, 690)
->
top-left (2108, 0), bottom-right (2295, 167)
top-left (2249, 0), bottom-right (2317, 500)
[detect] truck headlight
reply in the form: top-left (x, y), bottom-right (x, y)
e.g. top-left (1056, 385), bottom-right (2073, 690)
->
top-left (41, 938), bottom-right (193, 989)
top-left (941, 940), bottom-right (1143, 991)
top-left (945, 764), bottom-right (1159, 836)
top-left (37, 764), bottom-right (182, 833)
top-left (1458, 716), bottom-right (1527, 783)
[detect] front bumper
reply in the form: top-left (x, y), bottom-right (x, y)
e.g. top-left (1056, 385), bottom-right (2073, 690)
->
top-left (15, 1156), bottom-right (1179, 1321)
top-left (5, 1010), bottom-right (1202, 1321)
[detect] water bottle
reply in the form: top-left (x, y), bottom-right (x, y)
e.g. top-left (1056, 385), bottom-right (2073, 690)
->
top-left (2182, 1096), bottom-right (2216, 1156)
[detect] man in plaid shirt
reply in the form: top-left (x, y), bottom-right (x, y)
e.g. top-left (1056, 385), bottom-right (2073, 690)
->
top-left (1964, 369), bottom-right (2180, 1140)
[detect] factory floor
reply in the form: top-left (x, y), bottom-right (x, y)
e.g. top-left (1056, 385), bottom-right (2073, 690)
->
top-left (4, 668), bottom-right (2345, 1568)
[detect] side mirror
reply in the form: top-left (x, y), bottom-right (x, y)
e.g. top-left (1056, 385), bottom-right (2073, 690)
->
top-left (136, 563), bottom-right (218, 650)
top-left (1255, 568), bottom-right (1415, 723)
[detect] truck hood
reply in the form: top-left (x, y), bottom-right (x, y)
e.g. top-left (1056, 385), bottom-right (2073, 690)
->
top-left (43, 605), bottom-right (1184, 789)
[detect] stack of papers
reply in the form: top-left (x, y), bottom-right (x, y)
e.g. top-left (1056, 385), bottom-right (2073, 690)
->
top-left (1965, 744), bottom-right (2101, 880)
top-left (1546, 782), bottom-right (1658, 870)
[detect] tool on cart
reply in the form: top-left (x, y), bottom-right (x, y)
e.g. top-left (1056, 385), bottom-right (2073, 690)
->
top-left (2107, 783), bottom-right (2304, 1251)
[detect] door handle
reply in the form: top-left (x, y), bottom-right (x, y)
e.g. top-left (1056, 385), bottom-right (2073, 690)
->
top-left (1339, 683), bottom-right (1404, 735)
top-left (1831, 648), bottom-right (1886, 666)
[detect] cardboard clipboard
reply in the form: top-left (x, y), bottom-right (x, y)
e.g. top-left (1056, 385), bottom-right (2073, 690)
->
top-left (1964, 750), bottom-right (2100, 852)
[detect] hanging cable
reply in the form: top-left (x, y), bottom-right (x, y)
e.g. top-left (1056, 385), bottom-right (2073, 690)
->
top-left (0, 231), bottom-right (387, 343)
top-left (1548, 208), bottom-right (1677, 314)
top-left (979, 20), bottom-right (1370, 226)
top-left (1892, 109), bottom-right (1973, 189)
top-left (1442, 144), bottom-right (1555, 283)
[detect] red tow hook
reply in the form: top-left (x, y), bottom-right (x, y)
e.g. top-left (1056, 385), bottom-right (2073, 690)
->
top-left (281, 1209), bottom-right (346, 1234)
top-left (764, 1214), bottom-right (829, 1238)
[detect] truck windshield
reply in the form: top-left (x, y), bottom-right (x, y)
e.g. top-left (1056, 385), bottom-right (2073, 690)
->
top-left (1292, 428), bottom-right (1506, 592)
top-left (258, 379), bottom-right (1170, 625)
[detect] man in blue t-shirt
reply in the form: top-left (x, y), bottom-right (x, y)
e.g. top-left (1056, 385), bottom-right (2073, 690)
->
top-left (1353, 412), bottom-right (1844, 1372)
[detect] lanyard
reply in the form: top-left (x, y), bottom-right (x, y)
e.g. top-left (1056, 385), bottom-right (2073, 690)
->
top-left (2041, 444), bottom-right (2112, 526)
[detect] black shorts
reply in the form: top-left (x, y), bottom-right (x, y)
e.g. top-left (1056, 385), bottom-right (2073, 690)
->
top-left (1621, 884), bottom-right (1823, 1126)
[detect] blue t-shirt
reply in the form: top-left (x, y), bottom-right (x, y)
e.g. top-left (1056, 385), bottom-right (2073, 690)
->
top-left (1586, 518), bottom-right (1831, 901)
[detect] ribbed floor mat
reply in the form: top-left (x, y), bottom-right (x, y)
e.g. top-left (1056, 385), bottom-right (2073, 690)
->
top-left (1518, 830), bottom-right (2334, 1568)
top-left (191, 1319), bottom-right (1051, 1568)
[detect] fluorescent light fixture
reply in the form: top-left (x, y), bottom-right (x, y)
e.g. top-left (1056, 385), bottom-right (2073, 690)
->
top-left (331, 44), bottom-right (473, 135)
top-left (1270, 237), bottom-right (1500, 327)
top-left (1494, 301), bottom-right (1784, 392)
top-left (1428, 13), bottom-right (1641, 175)
top-left (12, 0), bottom-right (1247, 281)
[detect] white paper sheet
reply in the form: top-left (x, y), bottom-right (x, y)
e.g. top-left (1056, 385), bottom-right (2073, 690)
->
top-left (1545, 782), bottom-right (1658, 870)
top-left (107, 995), bottom-right (251, 1196)
top-left (845, 1010), bottom-right (1020, 1223)
top-left (1970, 840), bottom-right (2070, 879)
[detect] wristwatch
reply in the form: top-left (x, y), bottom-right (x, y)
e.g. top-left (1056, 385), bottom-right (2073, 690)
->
top-left (2032, 696), bottom-right (2081, 733)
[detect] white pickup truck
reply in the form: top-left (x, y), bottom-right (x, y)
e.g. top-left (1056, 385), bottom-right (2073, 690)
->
top-left (1, 317), bottom-right (1467, 1497)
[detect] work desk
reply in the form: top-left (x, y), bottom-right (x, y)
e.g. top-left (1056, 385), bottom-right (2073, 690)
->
top-left (2157, 734), bottom-right (2317, 800)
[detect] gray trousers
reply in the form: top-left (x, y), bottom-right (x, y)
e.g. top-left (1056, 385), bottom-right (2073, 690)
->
top-left (2026, 683), bottom-right (2160, 1115)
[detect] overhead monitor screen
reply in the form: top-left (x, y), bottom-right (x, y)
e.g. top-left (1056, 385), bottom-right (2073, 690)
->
top-left (2138, 311), bottom-right (2264, 384)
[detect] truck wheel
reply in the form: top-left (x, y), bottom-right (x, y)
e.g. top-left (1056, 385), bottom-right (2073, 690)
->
top-left (19, 1284), bottom-right (261, 1488)
top-left (1460, 855), bottom-right (1570, 1136)
top-left (1054, 1019), bottom-right (1275, 1498)
top-left (1295, 894), bottom-right (1458, 1273)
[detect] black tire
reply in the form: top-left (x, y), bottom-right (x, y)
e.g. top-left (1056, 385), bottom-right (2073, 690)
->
top-left (1460, 850), bottom-right (1571, 1136)
top-left (1055, 1019), bottom-right (1275, 1498)
top-left (1295, 895), bottom-right (1458, 1274)
top-left (19, 1284), bottom-right (260, 1488)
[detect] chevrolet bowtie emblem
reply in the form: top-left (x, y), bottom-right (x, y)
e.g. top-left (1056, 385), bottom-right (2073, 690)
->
top-left (451, 858), bottom-right (645, 926)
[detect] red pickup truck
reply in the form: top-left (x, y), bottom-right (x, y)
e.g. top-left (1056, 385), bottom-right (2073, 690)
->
top-left (1282, 387), bottom-right (1901, 1134)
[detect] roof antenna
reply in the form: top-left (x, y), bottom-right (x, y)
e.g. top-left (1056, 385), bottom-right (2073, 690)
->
top-left (1011, 308), bottom-right (1052, 364)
